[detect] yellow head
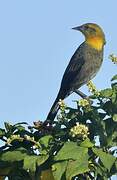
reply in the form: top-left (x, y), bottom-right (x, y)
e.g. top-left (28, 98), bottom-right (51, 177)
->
top-left (72, 23), bottom-right (106, 50)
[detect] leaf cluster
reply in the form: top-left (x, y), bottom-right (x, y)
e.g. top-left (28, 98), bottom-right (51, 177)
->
top-left (0, 75), bottom-right (117, 180)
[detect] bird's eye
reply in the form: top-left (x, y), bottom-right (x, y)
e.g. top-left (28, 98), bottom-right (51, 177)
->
top-left (91, 28), bottom-right (96, 32)
top-left (84, 25), bottom-right (89, 30)
top-left (85, 26), bottom-right (96, 33)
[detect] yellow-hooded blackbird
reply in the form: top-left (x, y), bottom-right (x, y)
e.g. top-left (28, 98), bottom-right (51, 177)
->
top-left (46, 23), bottom-right (106, 123)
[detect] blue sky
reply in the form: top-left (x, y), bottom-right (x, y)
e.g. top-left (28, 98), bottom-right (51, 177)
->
top-left (0, 0), bottom-right (117, 126)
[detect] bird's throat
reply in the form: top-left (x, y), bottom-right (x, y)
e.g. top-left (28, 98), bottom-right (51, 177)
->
top-left (86, 37), bottom-right (104, 51)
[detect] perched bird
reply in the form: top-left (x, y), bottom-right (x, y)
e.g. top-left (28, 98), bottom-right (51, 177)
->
top-left (45, 23), bottom-right (106, 124)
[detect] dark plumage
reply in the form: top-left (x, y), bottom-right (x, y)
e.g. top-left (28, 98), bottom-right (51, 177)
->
top-left (45, 23), bottom-right (106, 124)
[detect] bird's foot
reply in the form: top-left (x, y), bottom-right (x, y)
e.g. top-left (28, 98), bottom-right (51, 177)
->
top-left (74, 90), bottom-right (87, 98)
top-left (74, 90), bottom-right (93, 105)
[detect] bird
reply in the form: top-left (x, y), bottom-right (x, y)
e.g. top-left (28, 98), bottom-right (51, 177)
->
top-left (45, 23), bottom-right (106, 124)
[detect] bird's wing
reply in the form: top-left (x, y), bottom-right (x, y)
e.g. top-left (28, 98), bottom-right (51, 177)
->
top-left (45, 44), bottom-right (85, 122)
top-left (60, 45), bottom-right (85, 94)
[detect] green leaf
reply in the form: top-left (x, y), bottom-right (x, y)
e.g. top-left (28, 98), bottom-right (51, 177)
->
top-left (66, 153), bottom-right (89, 180)
top-left (66, 108), bottom-right (78, 119)
top-left (113, 114), bottom-right (117, 122)
top-left (105, 118), bottom-right (116, 136)
top-left (52, 161), bottom-right (67, 180)
top-left (115, 160), bottom-right (117, 169)
top-left (103, 101), bottom-right (115, 115)
top-left (0, 129), bottom-right (5, 137)
top-left (95, 165), bottom-right (103, 177)
top-left (36, 155), bottom-right (49, 166)
top-left (111, 92), bottom-right (117, 103)
top-left (4, 122), bottom-right (12, 132)
top-left (15, 125), bottom-right (25, 131)
top-left (100, 89), bottom-right (113, 98)
top-left (95, 165), bottom-right (108, 180)
top-left (55, 142), bottom-right (88, 161)
top-left (111, 75), bottom-right (117, 81)
top-left (23, 155), bottom-right (38, 174)
top-left (80, 138), bottom-right (94, 148)
top-left (23, 154), bottom-right (49, 174)
top-left (0, 148), bottom-right (28, 162)
top-left (39, 135), bottom-right (53, 148)
top-left (92, 148), bottom-right (116, 171)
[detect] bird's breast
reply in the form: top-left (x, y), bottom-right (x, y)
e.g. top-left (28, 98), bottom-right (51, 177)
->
top-left (72, 45), bottom-right (103, 89)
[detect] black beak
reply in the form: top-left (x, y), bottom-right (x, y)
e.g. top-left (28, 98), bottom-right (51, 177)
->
top-left (72, 26), bottom-right (83, 31)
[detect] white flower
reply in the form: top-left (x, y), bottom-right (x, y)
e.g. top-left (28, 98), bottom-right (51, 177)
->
top-left (70, 122), bottom-right (89, 139)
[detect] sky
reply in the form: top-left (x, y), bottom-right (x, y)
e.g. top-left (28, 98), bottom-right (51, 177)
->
top-left (0, 0), bottom-right (117, 126)
top-left (0, 1), bottom-right (117, 179)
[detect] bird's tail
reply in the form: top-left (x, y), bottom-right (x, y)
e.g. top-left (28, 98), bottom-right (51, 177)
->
top-left (45, 90), bottom-right (66, 125)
